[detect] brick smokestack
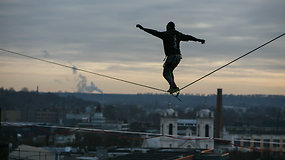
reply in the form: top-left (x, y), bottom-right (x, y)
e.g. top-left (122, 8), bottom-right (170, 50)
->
top-left (215, 88), bottom-right (223, 138)
top-left (0, 107), bottom-right (1, 128)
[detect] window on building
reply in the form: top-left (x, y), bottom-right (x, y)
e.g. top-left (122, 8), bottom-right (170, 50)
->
top-left (197, 124), bottom-right (200, 137)
top-left (263, 139), bottom-right (270, 148)
top-left (205, 124), bottom-right (209, 137)
top-left (254, 139), bottom-right (260, 148)
top-left (169, 124), bottom-right (173, 135)
top-left (244, 139), bottom-right (250, 147)
top-left (274, 139), bottom-right (279, 148)
top-left (234, 141), bottom-right (240, 146)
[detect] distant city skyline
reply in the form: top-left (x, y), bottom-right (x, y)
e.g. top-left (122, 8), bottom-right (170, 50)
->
top-left (1, 0), bottom-right (285, 95)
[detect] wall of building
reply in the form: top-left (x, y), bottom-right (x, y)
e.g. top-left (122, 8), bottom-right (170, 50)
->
top-left (226, 134), bottom-right (284, 152)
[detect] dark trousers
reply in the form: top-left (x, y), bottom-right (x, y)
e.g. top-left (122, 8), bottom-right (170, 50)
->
top-left (163, 54), bottom-right (181, 88)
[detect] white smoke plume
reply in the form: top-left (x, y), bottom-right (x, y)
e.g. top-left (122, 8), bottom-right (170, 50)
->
top-left (43, 50), bottom-right (51, 58)
top-left (77, 74), bottom-right (103, 94)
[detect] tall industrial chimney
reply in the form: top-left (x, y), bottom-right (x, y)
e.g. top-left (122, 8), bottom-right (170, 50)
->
top-left (215, 88), bottom-right (223, 138)
top-left (0, 107), bottom-right (2, 128)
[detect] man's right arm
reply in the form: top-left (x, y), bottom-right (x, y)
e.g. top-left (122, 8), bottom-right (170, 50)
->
top-left (136, 24), bottom-right (163, 39)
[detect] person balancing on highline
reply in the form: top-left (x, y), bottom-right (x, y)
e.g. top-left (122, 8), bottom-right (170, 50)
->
top-left (136, 21), bottom-right (205, 94)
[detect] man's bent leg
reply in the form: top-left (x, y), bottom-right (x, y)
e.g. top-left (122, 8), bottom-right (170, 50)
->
top-left (163, 55), bottom-right (181, 93)
top-left (163, 65), bottom-right (177, 88)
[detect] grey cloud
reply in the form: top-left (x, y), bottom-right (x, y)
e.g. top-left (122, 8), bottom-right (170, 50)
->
top-left (0, 0), bottom-right (284, 71)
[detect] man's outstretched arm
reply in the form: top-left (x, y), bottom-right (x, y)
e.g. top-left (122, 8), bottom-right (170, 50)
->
top-left (136, 24), bottom-right (163, 39)
top-left (181, 33), bottom-right (205, 44)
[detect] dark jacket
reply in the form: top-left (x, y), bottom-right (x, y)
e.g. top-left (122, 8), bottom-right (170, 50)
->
top-left (141, 27), bottom-right (200, 56)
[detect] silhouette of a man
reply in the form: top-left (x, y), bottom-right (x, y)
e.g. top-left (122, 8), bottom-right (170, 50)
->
top-left (136, 21), bottom-right (205, 93)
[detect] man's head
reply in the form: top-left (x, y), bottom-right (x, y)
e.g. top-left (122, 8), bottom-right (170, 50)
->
top-left (166, 21), bottom-right (175, 31)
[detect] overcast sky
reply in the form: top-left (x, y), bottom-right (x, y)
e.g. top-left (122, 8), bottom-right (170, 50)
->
top-left (0, 0), bottom-right (285, 95)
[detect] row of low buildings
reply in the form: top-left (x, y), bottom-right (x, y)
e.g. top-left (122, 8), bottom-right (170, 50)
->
top-left (7, 105), bottom-right (284, 153)
top-left (1, 105), bottom-right (128, 131)
top-left (4, 103), bottom-right (282, 159)
top-left (222, 127), bottom-right (285, 152)
top-left (1, 109), bottom-right (59, 124)
top-left (2, 105), bottom-right (284, 153)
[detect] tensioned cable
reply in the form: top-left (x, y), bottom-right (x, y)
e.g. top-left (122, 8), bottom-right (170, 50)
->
top-left (1, 122), bottom-right (200, 140)
top-left (3, 122), bottom-right (284, 144)
top-left (179, 33), bottom-right (285, 91)
top-left (2, 122), bottom-right (285, 153)
top-left (0, 48), bottom-right (167, 93)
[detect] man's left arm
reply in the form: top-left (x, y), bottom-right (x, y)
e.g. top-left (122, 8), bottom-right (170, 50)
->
top-left (181, 33), bottom-right (205, 44)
